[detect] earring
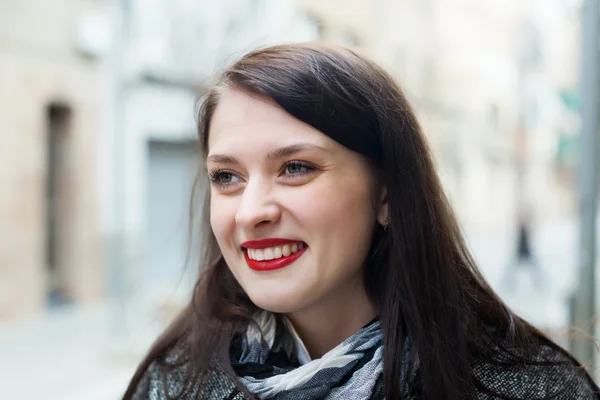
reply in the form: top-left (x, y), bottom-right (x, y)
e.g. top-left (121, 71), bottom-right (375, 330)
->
top-left (383, 216), bottom-right (390, 230)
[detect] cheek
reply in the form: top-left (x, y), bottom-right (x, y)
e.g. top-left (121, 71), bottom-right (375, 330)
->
top-left (292, 178), bottom-right (376, 243)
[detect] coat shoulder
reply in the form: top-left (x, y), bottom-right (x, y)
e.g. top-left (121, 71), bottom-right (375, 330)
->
top-left (472, 338), bottom-right (600, 399)
top-left (131, 351), bottom-right (243, 400)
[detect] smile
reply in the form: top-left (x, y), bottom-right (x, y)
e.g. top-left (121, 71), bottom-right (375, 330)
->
top-left (241, 239), bottom-right (308, 271)
top-left (247, 242), bottom-right (305, 260)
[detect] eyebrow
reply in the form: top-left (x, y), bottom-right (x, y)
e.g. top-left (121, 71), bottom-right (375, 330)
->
top-left (206, 143), bottom-right (329, 164)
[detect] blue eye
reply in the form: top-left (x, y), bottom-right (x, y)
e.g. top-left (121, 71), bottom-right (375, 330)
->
top-left (209, 169), bottom-right (240, 187)
top-left (283, 161), bottom-right (313, 176)
top-left (218, 173), bottom-right (234, 183)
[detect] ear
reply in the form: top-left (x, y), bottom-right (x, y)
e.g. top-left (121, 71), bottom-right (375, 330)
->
top-left (376, 186), bottom-right (389, 227)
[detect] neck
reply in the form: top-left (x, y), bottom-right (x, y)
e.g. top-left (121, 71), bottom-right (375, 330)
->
top-left (285, 272), bottom-right (377, 360)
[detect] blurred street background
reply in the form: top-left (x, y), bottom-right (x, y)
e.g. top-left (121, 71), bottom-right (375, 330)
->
top-left (1, 0), bottom-right (599, 398)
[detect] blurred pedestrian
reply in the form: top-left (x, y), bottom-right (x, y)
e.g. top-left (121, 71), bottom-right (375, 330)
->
top-left (124, 43), bottom-right (599, 400)
top-left (502, 210), bottom-right (545, 290)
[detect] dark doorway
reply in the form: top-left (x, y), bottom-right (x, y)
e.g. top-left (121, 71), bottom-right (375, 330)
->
top-left (45, 103), bottom-right (73, 308)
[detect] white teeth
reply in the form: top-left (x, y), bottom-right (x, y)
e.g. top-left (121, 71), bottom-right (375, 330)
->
top-left (254, 249), bottom-right (264, 261)
top-left (264, 248), bottom-right (274, 260)
top-left (246, 243), bottom-right (306, 261)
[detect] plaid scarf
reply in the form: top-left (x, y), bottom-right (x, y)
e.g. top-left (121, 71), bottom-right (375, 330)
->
top-left (230, 312), bottom-right (385, 400)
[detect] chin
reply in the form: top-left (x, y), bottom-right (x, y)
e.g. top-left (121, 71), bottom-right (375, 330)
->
top-left (246, 289), bottom-right (309, 314)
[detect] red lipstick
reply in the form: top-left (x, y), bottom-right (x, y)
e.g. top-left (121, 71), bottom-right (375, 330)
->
top-left (241, 239), bottom-right (307, 271)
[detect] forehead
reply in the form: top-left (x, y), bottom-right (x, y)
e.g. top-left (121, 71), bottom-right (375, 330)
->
top-left (208, 89), bottom-right (330, 152)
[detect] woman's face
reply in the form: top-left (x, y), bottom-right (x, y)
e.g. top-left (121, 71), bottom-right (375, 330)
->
top-left (207, 89), bottom-right (386, 314)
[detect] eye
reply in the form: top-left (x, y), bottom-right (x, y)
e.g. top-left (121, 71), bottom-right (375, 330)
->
top-left (208, 169), bottom-right (241, 188)
top-left (282, 161), bottom-right (313, 176)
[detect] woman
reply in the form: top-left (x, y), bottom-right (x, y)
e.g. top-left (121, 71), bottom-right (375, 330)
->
top-left (124, 43), bottom-right (599, 399)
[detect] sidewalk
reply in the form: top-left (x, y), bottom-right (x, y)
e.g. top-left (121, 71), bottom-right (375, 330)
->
top-left (0, 301), bottom-right (165, 400)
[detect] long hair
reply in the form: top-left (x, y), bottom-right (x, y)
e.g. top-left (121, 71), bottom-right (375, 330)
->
top-left (123, 43), bottom-right (593, 400)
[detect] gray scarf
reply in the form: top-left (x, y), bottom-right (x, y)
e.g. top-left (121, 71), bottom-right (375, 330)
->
top-left (230, 312), bottom-right (385, 400)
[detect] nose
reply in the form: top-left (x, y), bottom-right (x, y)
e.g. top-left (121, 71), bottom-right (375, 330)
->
top-left (235, 178), bottom-right (281, 229)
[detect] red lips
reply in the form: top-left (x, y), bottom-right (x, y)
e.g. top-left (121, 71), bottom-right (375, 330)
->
top-left (241, 238), bottom-right (307, 271)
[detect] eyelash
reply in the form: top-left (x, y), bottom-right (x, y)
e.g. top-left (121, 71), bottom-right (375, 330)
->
top-left (208, 161), bottom-right (315, 189)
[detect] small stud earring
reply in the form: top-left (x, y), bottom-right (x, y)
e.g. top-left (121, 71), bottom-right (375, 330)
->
top-left (383, 216), bottom-right (390, 230)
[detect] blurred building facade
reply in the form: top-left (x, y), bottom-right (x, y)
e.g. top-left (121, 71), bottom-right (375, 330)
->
top-left (0, 0), bottom-right (105, 319)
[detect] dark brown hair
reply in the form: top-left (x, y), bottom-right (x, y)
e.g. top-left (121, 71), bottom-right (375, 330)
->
top-left (123, 43), bottom-right (596, 400)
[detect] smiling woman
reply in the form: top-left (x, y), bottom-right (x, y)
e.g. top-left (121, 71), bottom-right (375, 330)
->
top-left (123, 43), bottom-right (599, 400)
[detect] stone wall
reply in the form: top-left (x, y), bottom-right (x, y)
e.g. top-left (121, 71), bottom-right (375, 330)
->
top-left (0, 0), bottom-right (103, 320)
